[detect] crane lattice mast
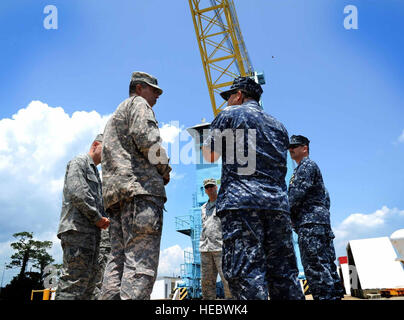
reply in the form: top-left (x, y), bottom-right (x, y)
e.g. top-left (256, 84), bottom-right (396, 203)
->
top-left (188, 0), bottom-right (255, 116)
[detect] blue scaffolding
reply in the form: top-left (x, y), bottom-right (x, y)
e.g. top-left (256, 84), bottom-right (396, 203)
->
top-left (175, 209), bottom-right (202, 299)
top-left (175, 122), bottom-right (220, 299)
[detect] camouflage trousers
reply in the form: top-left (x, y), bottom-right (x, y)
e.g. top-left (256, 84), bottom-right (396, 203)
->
top-left (55, 230), bottom-right (100, 300)
top-left (100, 196), bottom-right (163, 300)
top-left (94, 228), bottom-right (111, 300)
top-left (219, 210), bottom-right (305, 300)
top-left (297, 224), bottom-right (344, 300)
top-left (200, 251), bottom-right (232, 300)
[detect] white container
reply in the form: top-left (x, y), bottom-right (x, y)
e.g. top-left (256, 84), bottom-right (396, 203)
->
top-left (390, 229), bottom-right (404, 261)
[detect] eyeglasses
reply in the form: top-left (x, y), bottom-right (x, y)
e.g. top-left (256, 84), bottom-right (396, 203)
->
top-left (204, 185), bottom-right (215, 189)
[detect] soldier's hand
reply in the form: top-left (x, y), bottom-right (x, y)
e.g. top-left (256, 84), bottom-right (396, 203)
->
top-left (96, 217), bottom-right (110, 229)
top-left (163, 172), bottom-right (170, 185)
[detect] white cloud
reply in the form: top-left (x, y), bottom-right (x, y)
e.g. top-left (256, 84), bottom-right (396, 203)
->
top-left (339, 206), bottom-right (390, 228)
top-left (0, 239), bottom-right (13, 257)
top-left (157, 244), bottom-right (191, 277)
top-left (333, 206), bottom-right (404, 258)
top-left (160, 122), bottom-right (182, 144)
top-left (0, 101), bottom-right (111, 285)
top-left (0, 100), bottom-right (110, 187)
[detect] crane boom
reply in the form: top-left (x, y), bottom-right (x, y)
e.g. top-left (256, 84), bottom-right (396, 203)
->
top-left (188, 0), bottom-right (254, 116)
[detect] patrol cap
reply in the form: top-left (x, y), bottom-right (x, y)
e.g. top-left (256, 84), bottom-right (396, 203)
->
top-left (220, 76), bottom-right (263, 102)
top-left (289, 135), bottom-right (310, 147)
top-left (94, 134), bottom-right (103, 143)
top-left (130, 71), bottom-right (163, 95)
top-left (203, 178), bottom-right (217, 188)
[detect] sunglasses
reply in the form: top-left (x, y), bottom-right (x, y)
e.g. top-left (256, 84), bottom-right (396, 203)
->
top-left (204, 185), bottom-right (216, 189)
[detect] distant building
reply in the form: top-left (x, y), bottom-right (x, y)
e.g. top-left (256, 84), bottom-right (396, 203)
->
top-left (151, 276), bottom-right (182, 300)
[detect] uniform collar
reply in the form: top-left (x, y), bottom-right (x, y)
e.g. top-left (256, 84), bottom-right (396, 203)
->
top-left (206, 199), bottom-right (216, 209)
top-left (223, 99), bottom-right (261, 112)
top-left (134, 95), bottom-right (153, 109)
top-left (86, 153), bottom-right (97, 168)
top-left (241, 99), bottom-right (262, 112)
top-left (297, 156), bottom-right (310, 168)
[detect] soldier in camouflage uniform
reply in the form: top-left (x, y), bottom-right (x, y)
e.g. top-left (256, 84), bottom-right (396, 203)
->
top-left (55, 134), bottom-right (110, 300)
top-left (100, 71), bottom-right (171, 300)
top-left (288, 135), bottom-right (344, 300)
top-left (199, 178), bottom-right (232, 300)
top-left (202, 77), bottom-right (304, 300)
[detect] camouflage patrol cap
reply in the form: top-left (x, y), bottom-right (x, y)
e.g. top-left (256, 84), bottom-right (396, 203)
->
top-left (220, 76), bottom-right (263, 102)
top-left (289, 135), bottom-right (310, 147)
top-left (94, 134), bottom-right (103, 143)
top-left (130, 71), bottom-right (163, 95)
top-left (203, 178), bottom-right (217, 187)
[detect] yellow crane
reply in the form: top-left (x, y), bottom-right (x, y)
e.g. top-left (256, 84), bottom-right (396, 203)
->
top-left (188, 0), bottom-right (264, 116)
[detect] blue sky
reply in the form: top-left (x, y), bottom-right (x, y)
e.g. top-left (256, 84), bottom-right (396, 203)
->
top-left (0, 0), bottom-right (403, 286)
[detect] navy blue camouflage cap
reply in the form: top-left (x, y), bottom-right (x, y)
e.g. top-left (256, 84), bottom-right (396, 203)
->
top-left (130, 71), bottom-right (163, 95)
top-left (289, 135), bottom-right (310, 147)
top-left (220, 76), bottom-right (263, 102)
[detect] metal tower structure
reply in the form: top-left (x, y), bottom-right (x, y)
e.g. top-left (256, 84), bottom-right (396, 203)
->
top-left (175, 0), bottom-right (305, 299)
top-left (175, 121), bottom-right (221, 299)
top-left (187, 0), bottom-right (264, 116)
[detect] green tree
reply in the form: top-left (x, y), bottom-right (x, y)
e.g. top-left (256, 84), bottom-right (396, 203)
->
top-left (7, 232), bottom-right (53, 279)
top-left (33, 250), bottom-right (55, 281)
top-left (2, 232), bottom-right (55, 300)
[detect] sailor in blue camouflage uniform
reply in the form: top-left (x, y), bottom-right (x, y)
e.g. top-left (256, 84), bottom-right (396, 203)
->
top-left (288, 135), bottom-right (344, 300)
top-left (202, 76), bottom-right (304, 300)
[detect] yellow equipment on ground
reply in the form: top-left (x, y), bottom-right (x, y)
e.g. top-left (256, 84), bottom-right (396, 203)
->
top-left (30, 288), bottom-right (55, 300)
